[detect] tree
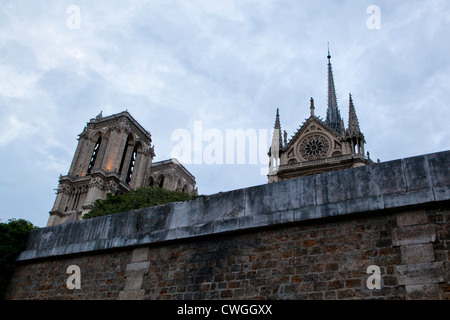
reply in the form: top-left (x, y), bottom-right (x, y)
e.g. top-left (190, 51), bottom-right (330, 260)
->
top-left (0, 218), bottom-right (37, 298)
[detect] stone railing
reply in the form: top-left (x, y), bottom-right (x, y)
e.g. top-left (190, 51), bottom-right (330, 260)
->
top-left (279, 153), bottom-right (365, 170)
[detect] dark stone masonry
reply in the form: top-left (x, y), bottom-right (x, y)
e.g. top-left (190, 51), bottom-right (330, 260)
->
top-left (5, 150), bottom-right (450, 300)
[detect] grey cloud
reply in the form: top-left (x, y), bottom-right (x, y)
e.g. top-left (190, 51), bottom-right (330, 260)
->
top-left (1, 0), bottom-right (449, 227)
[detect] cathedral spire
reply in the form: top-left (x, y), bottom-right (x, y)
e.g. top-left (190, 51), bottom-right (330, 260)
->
top-left (273, 108), bottom-right (283, 148)
top-left (274, 108), bottom-right (281, 130)
top-left (325, 45), bottom-right (343, 135)
top-left (269, 108), bottom-right (282, 176)
top-left (345, 93), bottom-right (365, 157)
top-left (346, 93), bottom-right (361, 136)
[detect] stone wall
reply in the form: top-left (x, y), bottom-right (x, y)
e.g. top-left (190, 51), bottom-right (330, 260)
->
top-left (5, 151), bottom-right (450, 300)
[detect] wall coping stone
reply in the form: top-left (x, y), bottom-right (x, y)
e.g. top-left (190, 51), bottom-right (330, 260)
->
top-left (17, 150), bottom-right (450, 261)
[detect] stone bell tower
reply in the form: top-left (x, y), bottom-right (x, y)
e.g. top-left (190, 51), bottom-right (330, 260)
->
top-left (47, 111), bottom-right (155, 226)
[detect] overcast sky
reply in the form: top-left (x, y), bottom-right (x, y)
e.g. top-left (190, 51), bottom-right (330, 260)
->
top-left (1, 0), bottom-right (449, 227)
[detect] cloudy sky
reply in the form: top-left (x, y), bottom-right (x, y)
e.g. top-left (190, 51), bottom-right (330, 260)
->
top-left (1, 0), bottom-right (449, 227)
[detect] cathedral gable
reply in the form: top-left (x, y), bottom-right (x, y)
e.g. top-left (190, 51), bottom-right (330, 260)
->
top-left (284, 117), bottom-right (343, 164)
top-left (268, 50), bottom-right (372, 184)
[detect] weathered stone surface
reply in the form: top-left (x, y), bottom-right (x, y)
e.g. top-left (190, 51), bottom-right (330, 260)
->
top-left (396, 210), bottom-right (428, 227)
top-left (6, 203), bottom-right (450, 300)
top-left (7, 207), bottom-right (416, 300)
top-left (405, 283), bottom-right (442, 300)
top-left (392, 225), bottom-right (437, 246)
top-left (396, 262), bottom-right (445, 285)
top-left (123, 276), bottom-right (144, 291)
top-left (401, 155), bottom-right (433, 191)
top-left (118, 290), bottom-right (145, 300)
top-left (15, 151), bottom-right (450, 262)
top-left (125, 261), bottom-right (150, 273)
top-left (426, 150), bottom-right (450, 187)
top-left (400, 243), bottom-right (435, 264)
top-left (131, 247), bottom-right (149, 262)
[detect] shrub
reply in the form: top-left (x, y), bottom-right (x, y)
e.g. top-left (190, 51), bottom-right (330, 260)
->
top-left (82, 186), bottom-right (196, 220)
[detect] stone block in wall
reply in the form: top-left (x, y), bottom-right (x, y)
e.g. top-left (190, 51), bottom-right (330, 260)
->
top-left (213, 217), bottom-right (252, 234)
top-left (383, 189), bottom-right (435, 209)
top-left (405, 283), bottom-right (442, 300)
top-left (118, 290), bottom-right (145, 300)
top-left (119, 247), bottom-right (150, 300)
top-left (124, 276), bottom-right (144, 291)
top-left (172, 223), bottom-right (210, 239)
top-left (246, 176), bottom-right (315, 217)
top-left (401, 155), bottom-right (432, 191)
top-left (427, 151), bottom-right (450, 201)
top-left (392, 224), bottom-right (437, 246)
top-left (314, 164), bottom-right (388, 204)
top-left (131, 247), bottom-right (149, 262)
top-left (445, 261), bottom-right (450, 283)
top-left (252, 209), bottom-right (294, 228)
top-left (434, 186), bottom-right (450, 202)
top-left (426, 150), bottom-right (450, 187)
top-left (203, 189), bottom-right (246, 222)
top-left (138, 205), bottom-right (172, 232)
top-left (396, 261), bottom-right (445, 285)
top-left (125, 261), bottom-right (150, 274)
top-left (396, 210), bottom-right (428, 227)
top-left (400, 243), bottom-right (435, 264)
top-left (336, 195), bottom-right (385, 216)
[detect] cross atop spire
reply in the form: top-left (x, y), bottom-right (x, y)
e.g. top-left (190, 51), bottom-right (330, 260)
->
top-left (325, 44), bottom-right (344, 135)
top-left (310, 97), bottom-right (315, 117)
top-left (327, 42), bottom-right (331, 61)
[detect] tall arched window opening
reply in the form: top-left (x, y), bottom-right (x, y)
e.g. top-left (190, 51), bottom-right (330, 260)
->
top-left (158, 177), bottom-right (164, 188)
top-left (118, 135), bottom-right (133, 175)
top-left (125, 145), bottom-right (138, 185)
top-left (87, 137), bottom-right (102, 175)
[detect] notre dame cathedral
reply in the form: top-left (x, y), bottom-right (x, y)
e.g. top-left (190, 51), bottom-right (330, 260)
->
top-left (47, 111), bottom-right (197, 226)
top-left (268, 50), bottom-right (374, 183)
top-left (48, 48), bottom-right (373, 226)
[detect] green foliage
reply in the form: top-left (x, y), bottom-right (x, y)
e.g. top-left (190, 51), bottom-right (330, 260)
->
top-left (82, 186), bottom-right (196, 220)
top-left (0, 218), bottom-right (37, 299)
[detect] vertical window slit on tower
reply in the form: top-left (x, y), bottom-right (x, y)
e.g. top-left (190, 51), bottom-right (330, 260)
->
top-left (119, 135), bottom-right (133, 174)
top-left (125, 145), bottom-right (138, 185)
top-left (87, 137), bottom-right (102, 175)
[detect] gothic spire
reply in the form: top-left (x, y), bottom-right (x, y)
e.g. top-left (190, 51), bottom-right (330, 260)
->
top-left (346, 93), bottom-right (362, 137)
top-left (274, 108), bottom-right (282, 144)
top-left (274, 108), bottom-right (281, 130)
top-left (325, 45), bottom-right (344, 135)
top-left (271, 108), bottom-right (283, 152)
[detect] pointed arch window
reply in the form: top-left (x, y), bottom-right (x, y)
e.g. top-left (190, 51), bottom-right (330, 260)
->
top-left (125, 145), bottom-right (138, 185)
top-left (119, 135), bottom-right (133, 175)
top-left (87, 137), bottom-right (102, 175)
top-left (158, 177), bottom-right (164, 188)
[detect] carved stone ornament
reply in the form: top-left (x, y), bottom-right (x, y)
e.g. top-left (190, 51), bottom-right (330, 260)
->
top-left (78, 126), bottom-right (92, 140)
top-left (58, 183), bottom-right (72, 194)
top-left (106, 180), bottom-right (120, 193)
top-left (297, 133), bottom-right (330, 160)
top-left (88, 176), bottom-right (106, 190)
top-left (147, 144), bottom-right (156, 158)
top-left (118, 119), bottom-right (131, 132)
